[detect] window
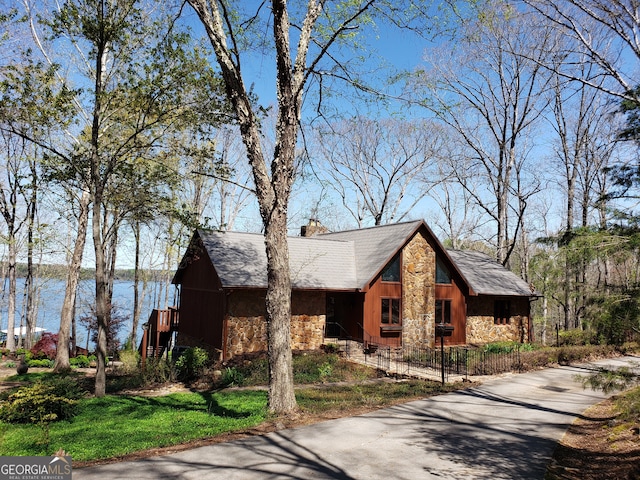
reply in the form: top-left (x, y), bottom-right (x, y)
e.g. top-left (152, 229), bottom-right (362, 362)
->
top-left (381, 298), bottom-right (400, 324)
top-left (494, 300), bottom-right (511, 325)
top-left (435, 299), bottom-right (452, 324)
top-left (436, 258), bottom-right (451, 284)
top-left (382, 254), bottom-right (401, 282)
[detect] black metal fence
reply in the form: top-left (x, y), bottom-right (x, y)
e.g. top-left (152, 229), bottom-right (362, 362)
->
top-left (404, 344), bottom-right (527, 377)
top-left (325, 332), bottom-right (529, 381)
top-left (359, 344), bottom-right (528, 381)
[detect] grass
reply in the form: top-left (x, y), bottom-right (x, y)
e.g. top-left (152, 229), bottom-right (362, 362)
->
top-left (0, 390), bottom-right (268, 461)
top-left (223, 351), bottom-right (377, 386)
top-left (296, 379), bottom-right (463, 414)
top-left (0, 382), bottom-right (461, 462)
top-left (0, 353), bottom-right (460, 463)
top-left (4, 344), bottom-right (631, 463)
top-left (615, 385), bottom-right (640, 424)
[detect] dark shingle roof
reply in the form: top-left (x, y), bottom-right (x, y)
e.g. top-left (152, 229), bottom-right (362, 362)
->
top-left (183, 222), bottom-right (536, 298)
top-left (198, 230), bottom-right (358, 290)
top-left (446, 249), bottom-right (536, 297)
top-left (319, 220), bottom-right (424, 287)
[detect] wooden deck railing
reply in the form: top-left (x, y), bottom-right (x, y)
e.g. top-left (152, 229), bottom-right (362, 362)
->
top-left (140, 307), bottom-right (179, 365)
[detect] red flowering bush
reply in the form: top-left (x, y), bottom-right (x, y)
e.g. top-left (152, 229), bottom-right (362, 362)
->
top-left (30, 333), bottom-right (58, 360)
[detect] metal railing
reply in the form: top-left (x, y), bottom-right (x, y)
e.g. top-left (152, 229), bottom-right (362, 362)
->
top-left (344, 342), bottom-right (527, 381)
top-left (322, 322), bottom-right (527, 381)
top-left (402, 344), bottom-right (526, 378)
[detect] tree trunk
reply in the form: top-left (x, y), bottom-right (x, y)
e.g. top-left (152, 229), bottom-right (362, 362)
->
top-left (6, 239), bottom-right (17, 353)
top-left (131, 220), bottom-right (141, 349)
top-left (55, 189), bottom-right (90, 372)
top-left (264, 210), bottom-right (297, 414)
top-left (93, 190), bottom-right (109, 397)
top-left (91, 28), bottom-right (109, 397)
top-left (23, 200), bottom-right (35, 350)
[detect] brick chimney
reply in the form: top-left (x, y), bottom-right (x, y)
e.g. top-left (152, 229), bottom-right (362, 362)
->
top-left (301, 218), bottom-right (328, 237)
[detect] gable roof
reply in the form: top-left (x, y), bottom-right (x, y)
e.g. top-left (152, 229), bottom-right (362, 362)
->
top-left (175, 221), bottom-right (536, 298)
top-left (318, 220), bottom-right (425, 288)
top-left (446, 249), bottom-right (536, 297)
top-left (194, 230), bottom-right (359, 290)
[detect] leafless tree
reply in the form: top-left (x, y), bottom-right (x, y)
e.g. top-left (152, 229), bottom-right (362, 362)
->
top-left (546, 52), bottom-right (624, 329)
top-left (413, 2), bottom-right (552, 265)
top-left (186, 0), bottom-right (399, 413)
top-left (524, 0), bottom-right (640, 102)
top-left (0, 131), bottom-right (28, 353)
top-left (313, 117), bottom-right (441, 227)
top-left (425, 135), bottom-right (485, 249)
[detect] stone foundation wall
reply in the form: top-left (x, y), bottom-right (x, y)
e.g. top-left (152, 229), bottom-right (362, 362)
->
top-left (291, 291), bottom-right (326, 351)
top-left (223, 290), bottom-right (326, 359)
top-left (466, 297), bottom-right (530, 344)
top-left (402, 233), bottom-right (435, 346)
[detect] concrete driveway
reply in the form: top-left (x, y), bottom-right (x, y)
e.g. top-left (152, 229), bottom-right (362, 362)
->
top-left (74, 356), bottom-right (638, 480)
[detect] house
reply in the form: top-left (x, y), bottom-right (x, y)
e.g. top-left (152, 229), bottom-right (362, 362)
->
top-left (169, 220), bottom-right (538, 360)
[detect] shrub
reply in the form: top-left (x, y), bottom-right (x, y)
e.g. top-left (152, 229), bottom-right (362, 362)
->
top-left (596, 297), bottom-right (639, 346)
top-left (15, 349), bottom-right (31, 362)
top-left (175, 347), bottom-right (209, 382)
top-left (117, 349), bottom-right (139, 374)
top-left (558, 329), bottom-right (597, 346)
top-left (27, 359), bottom-right (54, 368)
top-left (141, 358), bottom-right (175, 385)
top-left (70, 355), bottom-right (91, 368)
top-left (318, 362), bottom-right (333, 381)
top-left (321, 343), bottom-right (341, 354)
top-left (482, 342), bottom-right (534, 354)
top-left (0, 376), bottom-right (86, 424)
top-left (220, 367), bottom-right (245, 387)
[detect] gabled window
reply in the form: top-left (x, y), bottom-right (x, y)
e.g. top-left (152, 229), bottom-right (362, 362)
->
top-left (381, 298), bottom-right (401, 324)
top-left (494, 300), bottom-right (511, 325)
top-left (436, 258), bottom-right (451, 284)
top-left (382, 254), bottom-right (401, 282)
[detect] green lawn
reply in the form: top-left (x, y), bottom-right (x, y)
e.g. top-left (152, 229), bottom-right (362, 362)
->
top-left (0, 352), bottom-right (465, 463)
top-left (0, 379), bottom-right (464, 462)
top-left (0, 390), bottom-right (268, 461)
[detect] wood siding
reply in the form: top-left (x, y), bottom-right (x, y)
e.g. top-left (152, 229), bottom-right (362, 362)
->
top-left (364, 275), bottom-right (402, 346)
top-left (435, 282), bottom-right (466, 345)
top-left (176, 242), bottom-right (225, 352)
top-left (327, 292), bottom-right (364, 340)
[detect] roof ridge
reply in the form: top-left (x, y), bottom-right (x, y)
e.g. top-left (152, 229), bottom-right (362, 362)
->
top-left (319, 219), bottom-right (423, 236)
top-left (200, 228), bottom-right (354, 244)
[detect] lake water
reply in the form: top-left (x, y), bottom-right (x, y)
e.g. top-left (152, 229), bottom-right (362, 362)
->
top-left (0, 277), bottom-right (176, 350)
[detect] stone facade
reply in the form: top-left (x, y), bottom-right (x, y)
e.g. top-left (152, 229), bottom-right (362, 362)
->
top-left (465, 297), bottom-right (530, 344)
top-left (291, 291), bottom-right (326, 351)
top-left (224, 290), bottom-right (326, 359)
top-left (401, 233), bottom-right (436, 346)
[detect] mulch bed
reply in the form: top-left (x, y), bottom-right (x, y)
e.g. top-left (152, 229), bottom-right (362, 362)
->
top-left (546, 398), bottom-right (640, 480)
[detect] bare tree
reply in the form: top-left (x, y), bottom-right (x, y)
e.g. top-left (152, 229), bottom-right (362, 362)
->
top-left (525, 0), bottom-right (640, 102)
top-left (186, 0), bottom-right (397, 413)
top-left (546, 57), bottom-right (622, 329)
top-left (413, 2), bottom-right (552, 265)
top-left (314, 117), bottom-right (441, 227)
top-left (0, 131), bottom-right (28, 353)
top-left (427, 134), bottom-right (484, 249)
